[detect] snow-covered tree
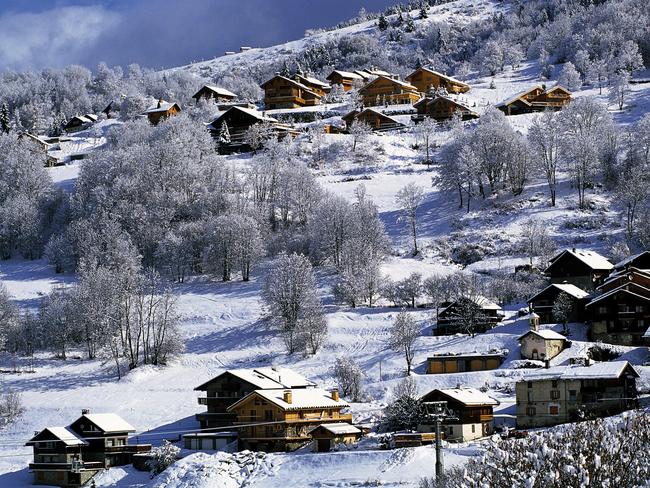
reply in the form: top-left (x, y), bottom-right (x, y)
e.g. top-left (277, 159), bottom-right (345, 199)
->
top-left (416, 117), bottom-right (437, 165)
top-left (557, 62), bottom-right (582, 91)
top-left (382, 377), bottom-right (423, 432)
top-left (395, 183), bottom-right (425, 255)
top-left (609, 71), bottom-right (630, 110)
top-left (522, 217), bottom-right (555, 267)
top-left (387, 311), bottom-right (420, 375)
top-left (552, 291), bottom-right (573, 335)
top-left (0, 390), bottom-right (24, 429)
top-left (146, 440), bottom-right (180, 475)
top-left (0, 103), bottom-right (10, 134)
top-left (529, 111), bottom-right (562, 206)
top-left (332, 357), bottom-right (364, 402)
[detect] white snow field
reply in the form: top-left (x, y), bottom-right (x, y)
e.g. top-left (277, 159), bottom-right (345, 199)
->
top-left (2, 1), bottom-right (650, 486)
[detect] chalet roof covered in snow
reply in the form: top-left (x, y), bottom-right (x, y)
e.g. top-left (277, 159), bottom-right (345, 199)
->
top-left (613, 251), bottom-right (650, 270)
top-left (308, 422), bottom-right (361, 435)
top-left (327, 69), bottom-right (365, 80)
top-left (432, 387), bottom-right (499, 406)
top-left (495, 85), bottom-right (543, 107)
top-left (254, 367), bottom-right (316, 388)
top-left (194, 85), bottom-right (237, 99)
top-left (585, 283), bottom-right (650, 307)
top-left (362, 75), bottom-right (418, 91)
top-left (518, 329), bottom-right (568, 341)
top-left (524, 361), bottom-right (639, 382)
top-left (547, 248), bottom-right (614, 271)
top-left (296, 74), bottom-right (330, 89)
top-left (194, 367), bottom-right (315, 391)
top-left (406, 67), bottom-right (469, 87)
top-left (80, 413), bottom-right (136, 433)
top-left (145, 100), bottom-right (180, 113)
top-left (229, 388), bottom-right (349, 412)
top-left (26, 427), bottom-right (87, 446)
top-left (261, 75), bottom-right (321, 98)
top-left (528, 283), bottom-right (591, 302)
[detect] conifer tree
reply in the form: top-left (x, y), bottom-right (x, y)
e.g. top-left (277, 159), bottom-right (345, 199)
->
top-left (419, 3), bottom-right (429, 19)
top-left (219, 121), bottom-right (231, 146)
top-left (0, 103), bottom-right (10, 134)
top-left (378, 13), bottom-right (389, 31)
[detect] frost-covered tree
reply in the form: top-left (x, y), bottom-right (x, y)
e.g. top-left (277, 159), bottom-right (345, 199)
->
top-left (387, 311), bottom-right (420, 375)
top-left (0, 390), bottom-right (24, 429)
top-left (609, 71), bottom-right (630, 110)
top-left (522, 217), bottom-right (555, 267)
top-left (349, 120), bottom-right (372, 153)
top-left (395, 272), bottom-right (423, 308)
top-left (557, 62), bottom-right (582, 91)
top-left (552, 291), bottom-right (573, 335)
top-left (378, 13), bottom-right (389, 31)
top-left (529, 111), bottom-right (562, 206)
top-left (332, 357), bottom-right (364, 402)
top-left (396, 183), bottom-right (425, 255)
top-left (146, 440), bottom-right (180, 475)
top-left (0, 103), bottom-right (10, 134)
top-left (382, 377), bottom-right (423, 432)
top-left (416, 117), bottom-right (437, 165)
top-left (616, 163), bottom-right (648, 237)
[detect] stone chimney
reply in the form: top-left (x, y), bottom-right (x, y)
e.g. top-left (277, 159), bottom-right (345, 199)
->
top-left (283, 390), bottom-right (292, 404)
top-left (331, 389), bottom-right (339, 402)
top-left (157, 99), bottom-right (162, 109)
top-left (544, 359), bottom-right (551, 369)
top-left (81, 409), bottom-right (90, 415)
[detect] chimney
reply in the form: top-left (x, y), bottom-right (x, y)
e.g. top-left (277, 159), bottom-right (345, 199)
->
top-left (572, 247), bottom-right (576, 253)
top-left (81, 409), bottom-right (90, 415)
top-left (331, 389), bottom-right (339, 402)
top-left (157, 99), bottom-right (162, 109)
top-left (544, 359), bottom-right (550, 369)
top-left (283, 390), bottom-right (292, 404)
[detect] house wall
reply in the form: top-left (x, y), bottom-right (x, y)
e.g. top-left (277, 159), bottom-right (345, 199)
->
top-left (520, 336), bottom-right (566, 360)
top-left (589, 292), bottom-right (650, 346)
top-left (407, 70), bottom-right (469, 94)
top-left (360, 78), bottom-right (420, 106)
top-left (426, 356), bottom-right (502, 374)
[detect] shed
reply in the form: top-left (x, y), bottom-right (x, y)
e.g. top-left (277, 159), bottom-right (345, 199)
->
top-left (308, 423), bottom-right (361, 452)
top-left (518, 329), bottom-right (569, 361)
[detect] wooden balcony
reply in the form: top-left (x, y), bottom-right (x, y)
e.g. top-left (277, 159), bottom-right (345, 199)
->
top-left (103, 444), bottom-right (151, 454)
top-left (29, 461), bottom-right (104, 471)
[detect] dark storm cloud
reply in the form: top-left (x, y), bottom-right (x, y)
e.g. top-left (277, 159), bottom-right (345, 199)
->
top-left (0, 0), bottom-right (398, 71)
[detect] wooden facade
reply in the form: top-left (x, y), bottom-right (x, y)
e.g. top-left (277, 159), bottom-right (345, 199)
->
top-left (412, 95), bottom-right (479, 122)
top-left (544, 248), bottom-right (613, 291)
top-left (326, 70), bottom-right (365, 91)
top-left (426, 352), bottom-right (504, 374)
top-left (191, 85), bottom-right (237, 103)
top-left (358, 75), bottom-right (420, 107)
top-left (516, 362), bottom-right (639, 428)
top-left (261, 75), bottom-right (323, 109)
top-left (144, 100), bottom-right (181, 125)
top-left (405, 67), bottom-right (470, 95)
top-left (613, 251), bottom-right (650, 272)
top-left (63, 114), bottom-right (97, 133)
top-left (527, 283), bottom-right (590, 324)
top-left (419, 388), bottom-right (498, 442)
top-left (308, 423), bottom-right (361, 452)
top-left (497, 85), bottom-right (572, 115)
top-left (341, 108), bottom-right (403, 131)
top-left (434, 297), bottom-right (504, 335)
top-left (194, 367), bottom-right (316, 429)
top-left (227, 388), bottom-right (352, 452)
top-left (294, 74), bottom-right (331, 97)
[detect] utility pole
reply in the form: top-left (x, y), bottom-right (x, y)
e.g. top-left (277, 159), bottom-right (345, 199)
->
top-left (423, 401), bottom-right (458, 479)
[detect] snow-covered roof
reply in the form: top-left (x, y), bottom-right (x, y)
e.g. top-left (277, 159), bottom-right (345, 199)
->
top-left (27, 427), bottom-right (87, 446)
top-left (328, 70), bottom-right (365, 80)
top-left (308, 422), bottom-right (361, 435)
top-left (296, 74), bottom-right (330, 89)
top-left (261, 75), bottom-right (321, 98)
top-left (524, 361), bottom-right (638, 382)
top-left (433, 387), bottom-right (499, 406)
top-left (613, 251), bottom-right (650, 270)
top-left (254, 367), bottom-right (316, 388)
top-left (145, 100), bottom-right (179, 113)
top-left (406, 67), bottom-right (469, 87)
top-left (585, 283), bottom-right (650, 307)
top-left (68, 114), bottom-right (98, 124)
top-left (519, 329), bottom-right (568, 341)
top-left (644, 326), bottom-right (650, 338)
top-left (81, 413), bottom-right (136, 433)
top-left (472, 296), bottom-right (501, 310)
top-left (362, 75), bottom-right (418, 92)
top-left (229, 388), bottom-right (349, 412)
top-left (495, 85), bottom-right (543, 107)
top-left (209, 106), bottom-right (278, 128)
top-left (548, 249), bottom-right (614, 271)
top-left (529, 283), bottom-right (590, 302)
top-left (195, 85), bottom-right (237, 98)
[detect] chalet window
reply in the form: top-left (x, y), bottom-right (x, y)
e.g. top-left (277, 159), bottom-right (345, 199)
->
top-left (569, 390), bottom-right (577, 401)
top-left (527, 382), bottom-right (533, 389)
top-left (526, 407), bottom-right (536, 416)
top-left (254, 399), bottom-right (261, 406)
top-left (598, 306), bottom-right (608, 315)
top-left (106, 439), bottom-right (114, 446)
top-left (552, 380), bottom-right (558, 388)
top-left (550, 390), bottom-right (560, 400)
top-left (636, 305), bottom-right (645, 313)
top-left (250, 410), bottom-right (257, 421)
top-left (471, 425), bottom-right (475, 433)
top-left (264, 410), bottom-right (273, 421)
top-left (549, 405), bottom-right (560, 416)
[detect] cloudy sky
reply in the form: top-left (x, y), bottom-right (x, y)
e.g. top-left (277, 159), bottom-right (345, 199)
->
top-left (0, 0), bottom-right (397, 72)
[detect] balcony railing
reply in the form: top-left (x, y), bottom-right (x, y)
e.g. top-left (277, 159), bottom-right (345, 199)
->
top-left (29, 461), bottom-right (104, 471)
top-left (103, 444), bottom-right (151, 453)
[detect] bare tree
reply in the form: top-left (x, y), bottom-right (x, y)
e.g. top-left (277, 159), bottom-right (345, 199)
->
top-left (348, 120), bottom-right (372, 153)
top-left (387, 311), bottom-right (420, 375)
top-left (417, 117), bottom-right (438, 166)
top-left (522, 217), bottom-right (555, 266)
top-left (529, 111), bottom-right (562, 206)
top-left (332, 357), bottom-right (364, 402)
top-left (396, 183), bottom-right (426, 255)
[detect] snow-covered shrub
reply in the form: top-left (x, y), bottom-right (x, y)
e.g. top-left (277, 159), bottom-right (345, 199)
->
top-left (420, 411), bottom-right (650, 487)
top-left (332, 357), bottom-right (364, 402)
top-left (450, 243), bottom-right (486, 266)
top-left (146, 440), bottom-right (180, 475)
top-left (381, 377), bottom-right (423, 432)
top-left (0, 389), bottom-right (25, 428)
top-left (587, 344), bottom-right (622, 362)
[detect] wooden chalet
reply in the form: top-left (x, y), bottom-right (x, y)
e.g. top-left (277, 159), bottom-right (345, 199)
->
top-left (192, 85), bottom-right (237, 103)
top-left (63, 114), bottom-right (98, 133)
top-left (426, 352), bottom-right (505, 374)
top-left (194, 367), bottom-right (316, 429)
top-left (518, 329), bottom-right (569, 361)
top-left (182, 431), bottom-right (238, 451)
top-left (261, 75), bottom-right (323, 109)
top-left (326, 70), bottom-right (366, 91)
top-left (586, 269), bottom-right (650, 345)
top-left (405, 67), bottom-right (470, 95)
top-left (341, 107), bottom-right (403, 132)
top-left (419, 388), bottom-right (498, 442)
top-left (434, 296), bottom-right (504, 335)
top-left (544, 248), bottom-right (613, 291)
top-left (207, 106), bottom-right (300, 152)
top-left (227, 388), bottom-right (352, 452)
top-left (308, 423), bottom-right (361, 452)
top-left (26, 411), bottom-right (150, 487)
top-left (412, 94), bottom-right (479, 122)
top-left (358, 75), bottom-right (420, 107)
top-left (496, 85), bottom-right (572, 115)
top-left (516, 361), bottom-right (639, 428)
top-left (144, 99), bottom-right (181, 125)
top-left (613, 251), bottom-right (650, 272)
top-left (527, 283), bottom-right (590, 324)
top-left (294, 74), bottom-right (331, 97)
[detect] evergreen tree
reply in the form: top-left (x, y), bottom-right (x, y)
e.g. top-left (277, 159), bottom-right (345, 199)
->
top-left (0, 103), bottom-right (10, 134)
top-left (404, 15), bottom-right (416, 33)
top-left (378, 13), bottom-right (389, 31)
top-left (219, 121), bottom-right (231, 145)
top-left (280, 60), bottom-right (291, 77)
top-left (419, 3), bottom-right (429, 19)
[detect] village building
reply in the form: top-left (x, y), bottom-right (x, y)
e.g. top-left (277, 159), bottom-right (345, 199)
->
top-left (412, 93), bottom-right (479, 122)
top-left (426, 351), bottom-right (505, 374)
top-left (341, 107), bottom-right (403, 132)
top-left (544, 248), bottom-right (613, 291)
top-left (612, 251), bottom-right (650, 272)
top-left (261, 75), bottom-right (324, 109)
top-left (515, 361), bottom-right (639, 428)
top-left (434, 296), bottom-right (504, 335)
top-left (294, 74), bottom-right (331, 97)
top-left (207, 106), bottom-right (300, 152)
top-left (405, 67), bottom-right (470, 95)
top-left (496, 85), bottom-right (572, 115)
top-left (326, 70), bottom-right (366, 91)
top-left (63, 114), bottom-right (98, 133)
top-left (419, 388), bottom-right (499, 442)
top-left (308, 423), bottom-right (362, 452)
top-left (586, 277), bottom-right (650, 346)
top-left (144, 99), bottom-right (181, 125)
top-left (358, 75), bottom-right (420, 107)
top-left (227, 388), bottom-right (352, 452)
top-left (26, 411), bottom-right (150, 487)
top-left (518, 329), bottom-right (569, 361)
top-left (527, 283), bottom-right (590, 324)
top-left (191, 85), bottom-right (238, 103)
top-left (182, 432), bottom-right (239, 452)
top-left (356, 67), bottom-right (394, 78)
top-left (194, 367), bottom-right (316, 429)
